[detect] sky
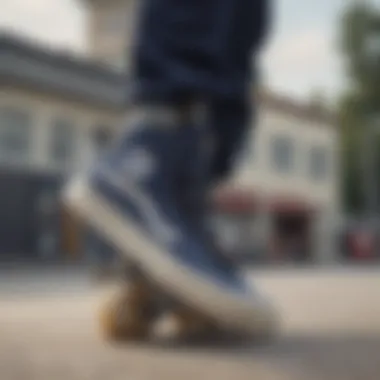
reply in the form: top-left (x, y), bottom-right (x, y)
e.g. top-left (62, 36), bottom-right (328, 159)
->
top-left (1, 0), bottom-right (376, 102)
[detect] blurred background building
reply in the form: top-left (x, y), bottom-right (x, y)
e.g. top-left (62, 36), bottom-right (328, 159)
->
top-left (0, 0), bottom-right (340, 264)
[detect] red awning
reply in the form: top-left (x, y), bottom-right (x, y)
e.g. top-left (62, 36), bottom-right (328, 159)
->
top-left (269, 197), bottom-right (314, 214)
top-left (211, 186), bottom-right (316, 215)
top-left (212, 188), bottom-right (257, 214)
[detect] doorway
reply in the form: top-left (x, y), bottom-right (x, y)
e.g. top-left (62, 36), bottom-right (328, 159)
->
top-left (272, 212), bottom-right (312, 262)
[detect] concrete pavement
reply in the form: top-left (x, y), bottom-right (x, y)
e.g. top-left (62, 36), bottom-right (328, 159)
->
top-left (0, 266), bottom-right (380, 380)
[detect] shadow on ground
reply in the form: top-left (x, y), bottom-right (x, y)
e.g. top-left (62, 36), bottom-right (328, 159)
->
top-left (114, 333), bottom-right (380, 380)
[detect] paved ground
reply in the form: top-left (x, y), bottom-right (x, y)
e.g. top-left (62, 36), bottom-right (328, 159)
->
top-left (1, 266), bottom-right (380, 380)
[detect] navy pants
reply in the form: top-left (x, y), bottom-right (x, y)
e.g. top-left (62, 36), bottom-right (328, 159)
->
top-left (131, 0), bottom-right (270, 181)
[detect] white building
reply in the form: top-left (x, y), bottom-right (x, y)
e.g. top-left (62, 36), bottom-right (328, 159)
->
top-left (213, 91), bottom-right (340, 263)
top-left (0, 0), bottom-right (340, 262)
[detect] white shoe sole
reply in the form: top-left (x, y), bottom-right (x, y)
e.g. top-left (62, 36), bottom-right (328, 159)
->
top-left (63, 177), bottom-right (278, 335)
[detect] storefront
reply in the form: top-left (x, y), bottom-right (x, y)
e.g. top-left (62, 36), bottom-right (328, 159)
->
top-left (0, 168), bottom-right (62, 258)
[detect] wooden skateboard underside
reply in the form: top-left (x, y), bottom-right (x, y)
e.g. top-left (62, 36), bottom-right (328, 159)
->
top-left (99, 258), bottom-right (228, 342)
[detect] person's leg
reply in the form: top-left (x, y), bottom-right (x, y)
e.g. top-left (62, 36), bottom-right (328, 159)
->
top-left (131, 0), bottom-right (270, 103)
top-left (208, 96), bottom-right (254, 184)
top-left (130, 0), bottom-right (267, 241)
top-left (65, 0), bottom-right (276, 335)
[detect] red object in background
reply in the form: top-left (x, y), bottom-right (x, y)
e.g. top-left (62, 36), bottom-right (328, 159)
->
top-left (349, 231), bottom-right (375, 260)
top-left (212, 188), bottom-right (257, 214)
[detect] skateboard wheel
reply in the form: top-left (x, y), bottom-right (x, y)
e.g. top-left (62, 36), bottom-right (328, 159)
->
top-left (98, 279), bottom-right (157, 341)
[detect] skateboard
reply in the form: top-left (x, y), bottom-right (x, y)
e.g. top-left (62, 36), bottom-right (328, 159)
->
top-left (97, 259), bottom-right (225, 342)
top-left (95, 249), bottom-right (279, 344)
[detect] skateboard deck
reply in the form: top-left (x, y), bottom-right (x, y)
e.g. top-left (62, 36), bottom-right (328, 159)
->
top-left (98, 258), bottom-right (227, 342)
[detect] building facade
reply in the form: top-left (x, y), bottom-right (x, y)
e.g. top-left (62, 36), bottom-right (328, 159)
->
top-left (0, 0), bottom-right (340, 262)
top-left (0, 34), bottom-right (126, 259)
top-left (214, 92), bottom-right (340, 264)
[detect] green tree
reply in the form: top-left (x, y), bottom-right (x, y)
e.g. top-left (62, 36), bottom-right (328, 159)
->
top-left (339, 2), bottom-right (380, 214)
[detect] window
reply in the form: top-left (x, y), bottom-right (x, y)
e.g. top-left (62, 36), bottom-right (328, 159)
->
top-left (270, 135), bottom-right (294, 173)
top-left (50, 118), bottom-right (76, 169)
top-left (0, 107), bottom-right (32, 163)
top-left (309, 146), bottom-right (329, 181)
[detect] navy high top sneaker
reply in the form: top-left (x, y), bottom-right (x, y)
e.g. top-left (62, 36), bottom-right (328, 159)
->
top-left (64, 104), bottom-right (275, 334)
